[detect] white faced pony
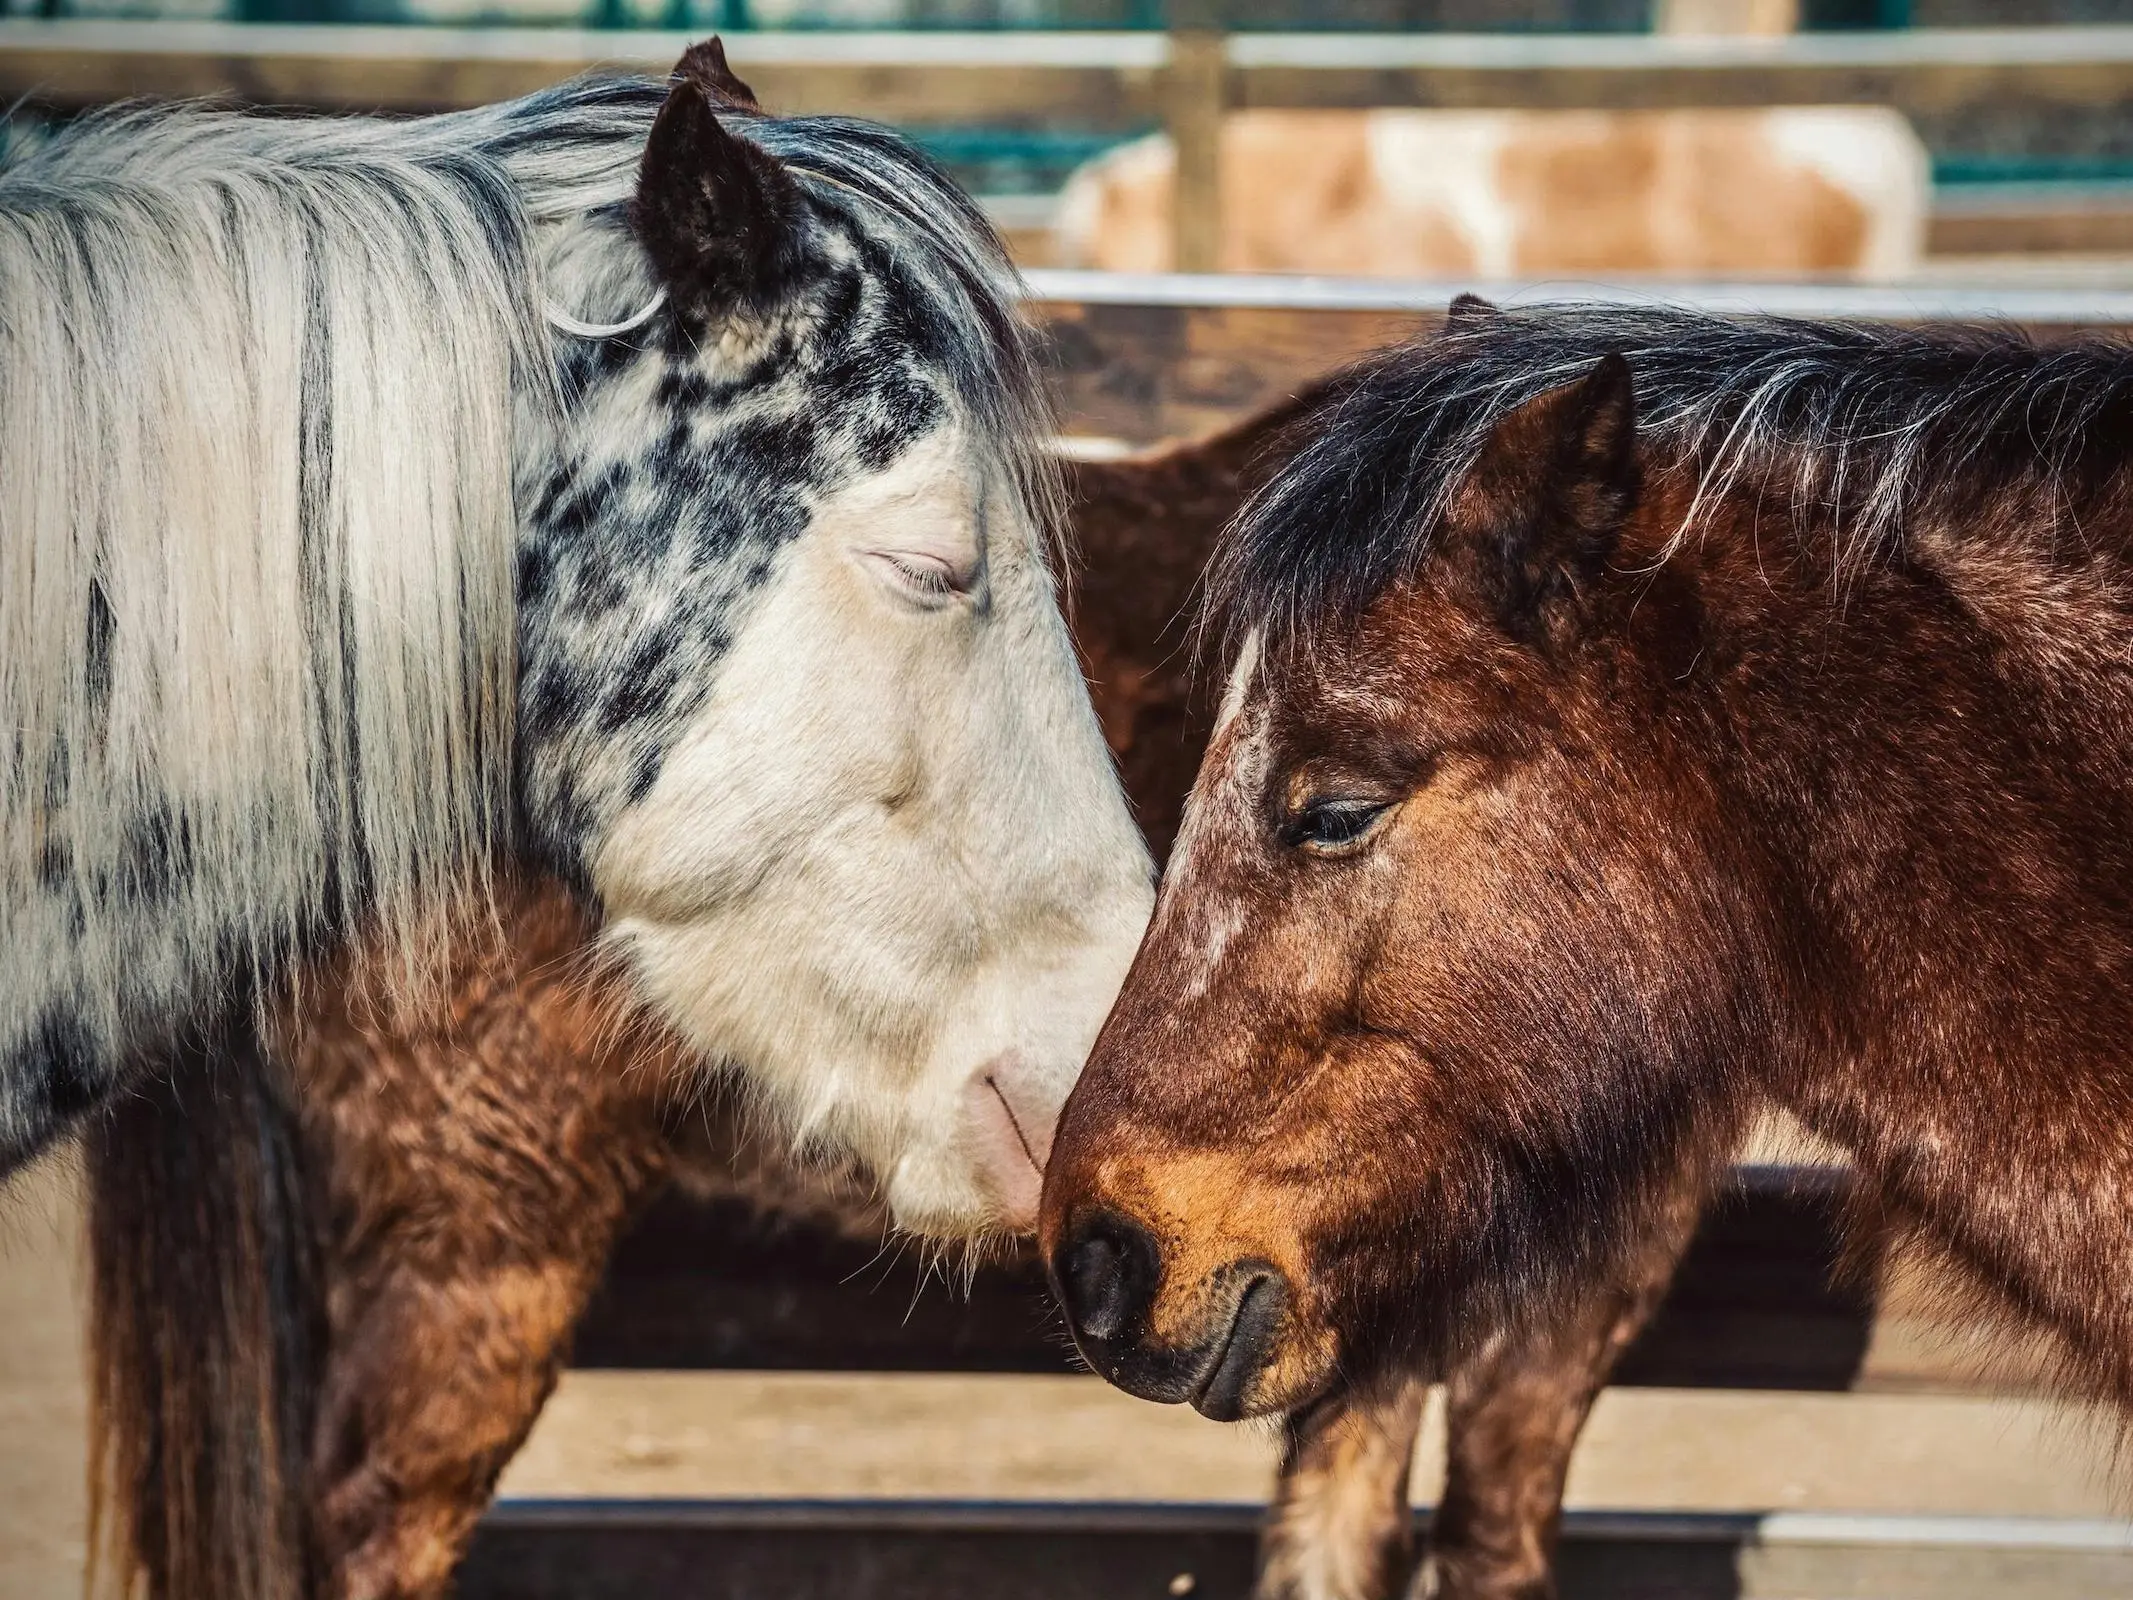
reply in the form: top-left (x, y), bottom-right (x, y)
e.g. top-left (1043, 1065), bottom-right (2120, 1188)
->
top-left (0, 42), bottom-right (1151, 1236)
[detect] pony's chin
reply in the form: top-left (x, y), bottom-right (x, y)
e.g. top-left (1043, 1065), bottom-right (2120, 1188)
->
top-left (882, 1149), bottom-right (1026, 1243)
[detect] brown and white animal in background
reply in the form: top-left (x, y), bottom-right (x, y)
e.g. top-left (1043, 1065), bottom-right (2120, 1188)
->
top-left (1056, 107), bottom-right (1928, 280)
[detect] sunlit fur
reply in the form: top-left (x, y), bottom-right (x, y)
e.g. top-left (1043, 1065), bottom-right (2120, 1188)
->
top-left (2, 65), bottom-right (1149, 1240)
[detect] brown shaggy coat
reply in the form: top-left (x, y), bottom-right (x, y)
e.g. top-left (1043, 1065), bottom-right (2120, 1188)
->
top-left (1045, 304), bottom-right (2133, 1474)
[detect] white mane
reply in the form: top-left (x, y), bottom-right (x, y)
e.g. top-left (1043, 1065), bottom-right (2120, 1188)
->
top-left (0, 104), bottom-right (550, 1132)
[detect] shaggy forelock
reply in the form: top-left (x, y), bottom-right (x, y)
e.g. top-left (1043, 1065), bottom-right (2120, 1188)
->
top-left (1209, 305), bottom-right (2133, 659)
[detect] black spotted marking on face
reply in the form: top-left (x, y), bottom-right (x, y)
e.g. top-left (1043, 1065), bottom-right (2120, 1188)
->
top-left (513, 197), bottom-right (965, 884)
top-left (625, 745), bottom-right (664, 807)
top-left (855, 374), bottom-right (944, 472)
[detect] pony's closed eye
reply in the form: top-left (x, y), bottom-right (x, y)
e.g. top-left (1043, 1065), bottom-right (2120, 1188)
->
top-left (865, 547), bottom-right (976, 607)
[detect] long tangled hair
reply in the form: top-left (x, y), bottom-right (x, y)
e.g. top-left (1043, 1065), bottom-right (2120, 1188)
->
top-left (0, 102), bottom-right (540, 1157)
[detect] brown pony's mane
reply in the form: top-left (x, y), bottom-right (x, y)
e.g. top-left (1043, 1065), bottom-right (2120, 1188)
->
top-left (1210, 304), bottom-right (2133, 657)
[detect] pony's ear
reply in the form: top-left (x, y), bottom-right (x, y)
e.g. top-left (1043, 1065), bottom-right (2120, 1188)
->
top-left (673, 36), bottom-right (761, 112)
top-left (1448, 351), bottom-right (1637, 648)
top-left (1444, 291), bottom-right (1499, 329)
top-left (633, 66), bottom-right (802, 320)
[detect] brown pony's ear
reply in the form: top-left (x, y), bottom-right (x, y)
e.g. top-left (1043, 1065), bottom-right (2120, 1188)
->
top-left (1448, 351), bottom-right (1637, 648)
top-left (673, 36), bottom-right (761, 112)
top-left (1444, 291), bottom-right (1499, 329)
top-left (632, 62), bottom-right (802, 320)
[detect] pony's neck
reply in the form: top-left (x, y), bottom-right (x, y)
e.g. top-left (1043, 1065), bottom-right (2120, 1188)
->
top-left (1670, 467), bottom-right (2133, 1403)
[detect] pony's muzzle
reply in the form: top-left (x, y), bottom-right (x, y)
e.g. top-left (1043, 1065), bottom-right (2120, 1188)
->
top-left (962, 1058), bottom-right (1054, 1232)
top-left (1049, 1209), bottom-right (1290, 1421)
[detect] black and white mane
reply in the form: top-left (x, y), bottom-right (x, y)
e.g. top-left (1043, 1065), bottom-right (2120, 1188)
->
top-left (0, 57), bottom-right (1095, 1178)
top-left (1213, 302), bottom-right (2133, 650)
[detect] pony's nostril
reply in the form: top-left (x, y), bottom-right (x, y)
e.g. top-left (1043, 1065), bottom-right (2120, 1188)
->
top-left (1056, 1211), bottom-right (1161, 1346)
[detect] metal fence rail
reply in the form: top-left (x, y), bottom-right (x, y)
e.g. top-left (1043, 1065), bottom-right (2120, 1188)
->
top-left (11, 18), bottom-right (2133, 116)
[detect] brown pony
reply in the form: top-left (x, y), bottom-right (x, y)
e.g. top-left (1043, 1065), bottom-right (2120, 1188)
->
top-left (88, 370), bottom-right (1704, 1600)
top-left (1044, 300), bottom-right (2133, 1468)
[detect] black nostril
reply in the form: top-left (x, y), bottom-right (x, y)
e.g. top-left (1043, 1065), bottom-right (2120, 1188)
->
top-left (1055, 1211), bottom-right (1161, 1345)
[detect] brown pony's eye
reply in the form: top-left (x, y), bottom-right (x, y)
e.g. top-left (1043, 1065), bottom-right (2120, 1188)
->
top-left (1283, 798), bottom-right (1393, 855)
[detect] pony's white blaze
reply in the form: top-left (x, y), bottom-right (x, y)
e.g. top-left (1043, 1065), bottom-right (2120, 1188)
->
top-left (1154, 630), bottom-right (1264, 1003)
top-left (595, 424), bottom-right (1153, 1237)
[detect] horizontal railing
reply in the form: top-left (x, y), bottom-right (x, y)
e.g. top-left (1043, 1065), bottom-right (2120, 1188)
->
top-left (1027, 275), bottom-right (2133, 445)
top-left (8, 20), bottom-right (2133, 266)
top-left (455, 1501), bottom-right (2133, 1600)
top-left (8, 20), bottom-right (2133, 118)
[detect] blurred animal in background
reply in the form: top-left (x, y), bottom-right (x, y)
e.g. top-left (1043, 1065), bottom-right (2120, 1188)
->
top-left (1056, 107), bottom-right (1928, 280)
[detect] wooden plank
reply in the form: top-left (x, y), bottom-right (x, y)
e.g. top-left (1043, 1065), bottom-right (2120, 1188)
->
top-left (1227, 27), bottom-right (2133, 118)
top-left (1036, 295), bottom-right (1430, 443)
top-left (498, 1372), bottom-right (2119, 1514)
top-left (0, 21), bottom-right (1168, 121)
top-left (1163, 28), bottom-right (1227, 276)
top-left (1028, 275), bottom-right (2133, 445)
top-left (569, 1171), bottom-right (1879, 1392)
top-left (8, 19), bottom-right (2133, 120)
top-left (1930, 187), bottom-right (2133, 256)
top-left (460, 1501), bottom-right (1267, 1600)
top-left (455, 1501), bottom-right (2133, 1600)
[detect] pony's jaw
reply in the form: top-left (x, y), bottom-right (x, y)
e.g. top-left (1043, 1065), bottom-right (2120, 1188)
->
top-left (592, 428), bottom-right (1153, 1239)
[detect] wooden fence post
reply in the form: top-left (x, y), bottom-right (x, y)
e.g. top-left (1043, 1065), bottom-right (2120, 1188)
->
top-left (1654, 0), bottom-right (1799, 33)
top-left (1165, 2), bottom-right (1226, 275)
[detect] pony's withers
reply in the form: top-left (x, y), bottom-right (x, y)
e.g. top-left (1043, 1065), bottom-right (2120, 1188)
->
top-left (1046, 303), bottom-right (2133, 1427)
